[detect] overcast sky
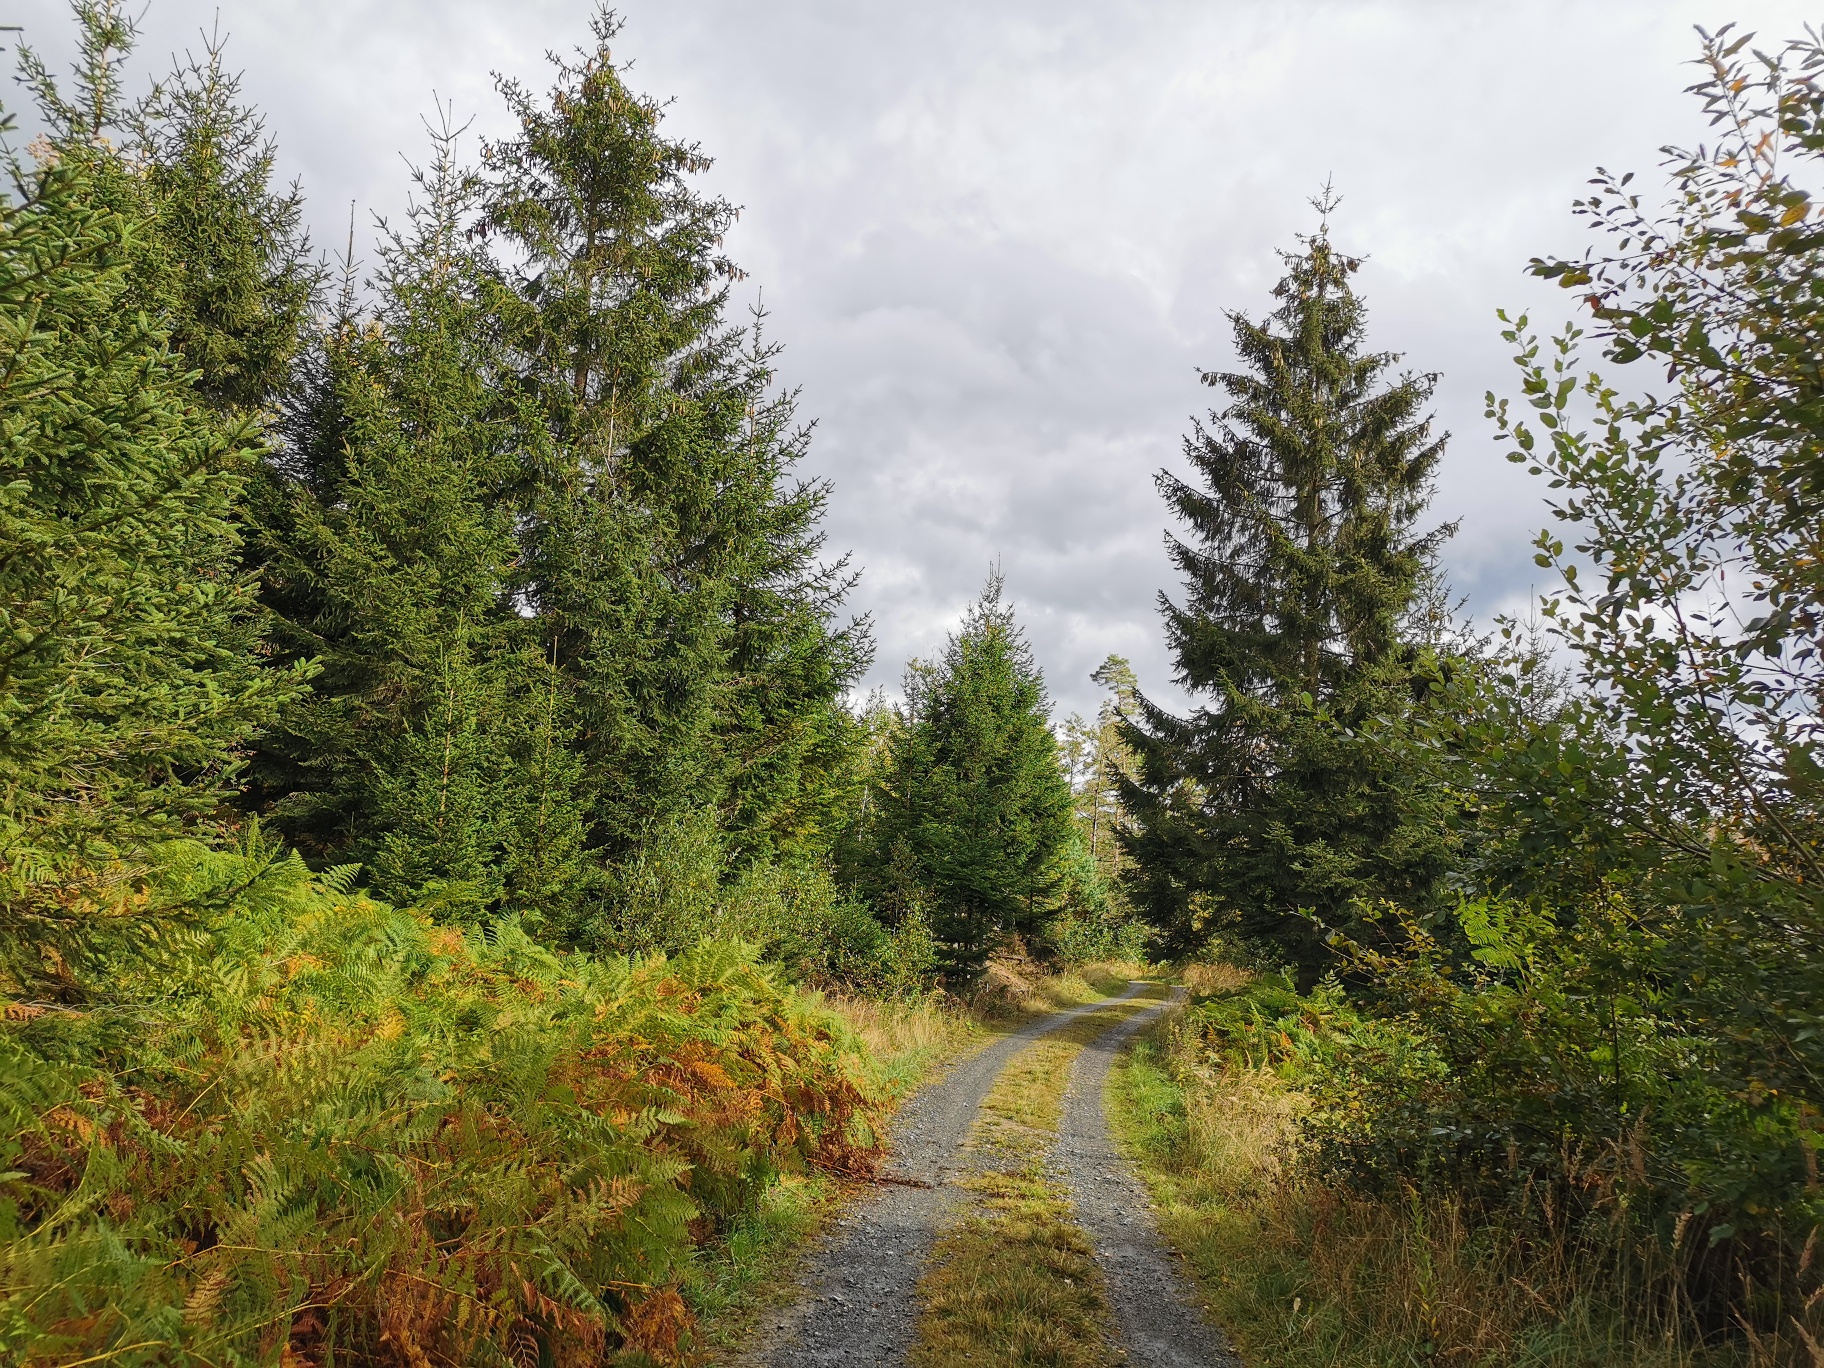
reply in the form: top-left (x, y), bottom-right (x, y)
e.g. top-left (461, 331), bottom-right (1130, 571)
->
top-left (7, 0), bottom-right (1816, 718)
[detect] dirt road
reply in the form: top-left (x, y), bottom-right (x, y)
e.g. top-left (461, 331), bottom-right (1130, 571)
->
top-left (743, 984), bottom-right (1237, 1366)
top-left (1056, 994), bottom-right (1242, 1366)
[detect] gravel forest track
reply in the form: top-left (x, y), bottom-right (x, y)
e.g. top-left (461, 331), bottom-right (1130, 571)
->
top-left (743, 984), bottom-right (1147, 1366)
top-left (1057, 993), bottom-right (1242, 1367)
top-left (741, 983), bottom-right (1237, 1367)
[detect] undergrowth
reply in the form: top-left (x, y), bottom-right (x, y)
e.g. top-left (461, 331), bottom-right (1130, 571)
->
top-left (0, 839), bottom-right (890, 1367)
top-left (969, 943), bottom-right (1151, 1022)
top-left (1108, 969), bottom-right (1737, 1368)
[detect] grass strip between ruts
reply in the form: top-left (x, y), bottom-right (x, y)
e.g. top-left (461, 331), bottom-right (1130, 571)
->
top-left (909, 985), bottom-right (1169, 1368)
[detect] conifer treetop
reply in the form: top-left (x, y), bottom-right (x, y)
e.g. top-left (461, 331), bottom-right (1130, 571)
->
top-left (1160, 205), bottom-right (1453, 705)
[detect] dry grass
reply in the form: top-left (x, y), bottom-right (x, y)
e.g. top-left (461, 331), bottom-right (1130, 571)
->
top-left (969, 942), bottom-right (1153, 1022)
top-left (1179, 960), bottom-right (1254, 996)
top-left (978, 991), bottom-right (1161, 1134)
top-left (816, 991), bottom-right (976, 1095)
top-left (912, 1164), bottom-right (1115, 1368)
top-left (1108, 1013), bottom-right (1723, 1368)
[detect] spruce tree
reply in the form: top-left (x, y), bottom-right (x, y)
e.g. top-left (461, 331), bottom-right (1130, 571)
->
top-left (130, 30), bottom-right (316, 414)
top-left (247, 123), bottom-right (590, 923)
top-left (479, 7), bottom-right (868, 917)
top-left (868, 573), bottom-right (1073, 984)
top-left (1121, 211), bottom-right (1456, 979)
top-left (712, 314), bottom-right (874, 864)
top-left (0, 139), bottom-right (302, 992)
top-left (19, 2), bottom-right (314, 417)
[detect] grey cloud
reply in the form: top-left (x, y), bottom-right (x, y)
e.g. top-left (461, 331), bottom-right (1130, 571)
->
top-left (7, 0), bottom-right (1815, 718)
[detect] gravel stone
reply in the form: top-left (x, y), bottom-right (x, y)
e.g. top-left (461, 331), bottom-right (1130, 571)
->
top-left (1054, 993), bottom-right (1243, 1367)
top-left (742, 984), bottom-right (1148, 1366)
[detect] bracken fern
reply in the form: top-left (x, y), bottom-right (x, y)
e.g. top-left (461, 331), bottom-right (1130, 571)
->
top-left (0, 838), bottom-right (886, 1366)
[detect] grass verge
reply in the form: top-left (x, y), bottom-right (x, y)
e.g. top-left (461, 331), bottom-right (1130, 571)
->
top-left (1107, 1005), bottom-right (1723, 1368)
top-left (910, 987), bottom-right (1165, 1368)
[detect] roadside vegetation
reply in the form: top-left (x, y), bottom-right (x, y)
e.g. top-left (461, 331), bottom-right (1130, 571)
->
top-left (676, 990), bottom-right (980, 1356)
top-left (1112, 976), bottom-right (1712, 1366)
top-left (1100, 26), bottom-right (1824, 1364)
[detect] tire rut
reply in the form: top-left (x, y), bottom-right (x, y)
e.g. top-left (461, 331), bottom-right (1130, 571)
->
top-left (1054, 992), bottom-right (1242, 1367)
top-left (742, 983), bottom-right (1149, 1367)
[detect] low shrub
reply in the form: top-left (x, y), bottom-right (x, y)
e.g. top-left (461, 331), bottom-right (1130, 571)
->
top-left (1162, 925), bottom-right (1824, 1363)
top-left (1116, 987), bottom-right (1706, 1366)
top-left (0, 838), bottom-right (888, 1366)
top-left (588, 808), bottom-right (933, 993)
top-left (1042, 911), bottom-right (1153, 969)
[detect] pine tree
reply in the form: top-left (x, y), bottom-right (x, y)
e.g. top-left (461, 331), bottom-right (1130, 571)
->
top-left (247, 121), bottom-right (591, 923)
top-left (1121, 210), bottom-right (1457, 978)
top-left (1051, 655), bottom-right (1146, 959)
top-left (1065, 654), bottom-right (1139, 885)
top-left (479, 7), bottom-right (867, 916)
top-left (19, 2), bottom-right (314, 417)
top-left (868, 573), bottom-right (1074, 983)
top-left (0, 139), bottom-right (303, 992)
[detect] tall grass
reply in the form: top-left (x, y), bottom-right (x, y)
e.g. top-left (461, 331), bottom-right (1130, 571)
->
top-left (1109, 981), bottom-right (1744, 1368)
top-left (815, 992), bottom-right (969, 1095)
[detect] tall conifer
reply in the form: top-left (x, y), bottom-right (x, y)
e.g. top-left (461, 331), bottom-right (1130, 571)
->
top-left (867, 573), bottom-right (1073, 983)
top-left (1121, 212), bottom-right (1456, 976)
top-left (0, 140), bottom-right (303, 991)
top-left (713, 316), bottom-right (873, 863)
top-left (131, 32), bottom-right (315, 414)
top-left (248, 123), bottom-right (591, 922)
top-left (19, 2), bottom-right (314, 416)
top-left (479, 8), bottom-right (867, 907)
top-left (1065, 654), bottom-right (1139, 884)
